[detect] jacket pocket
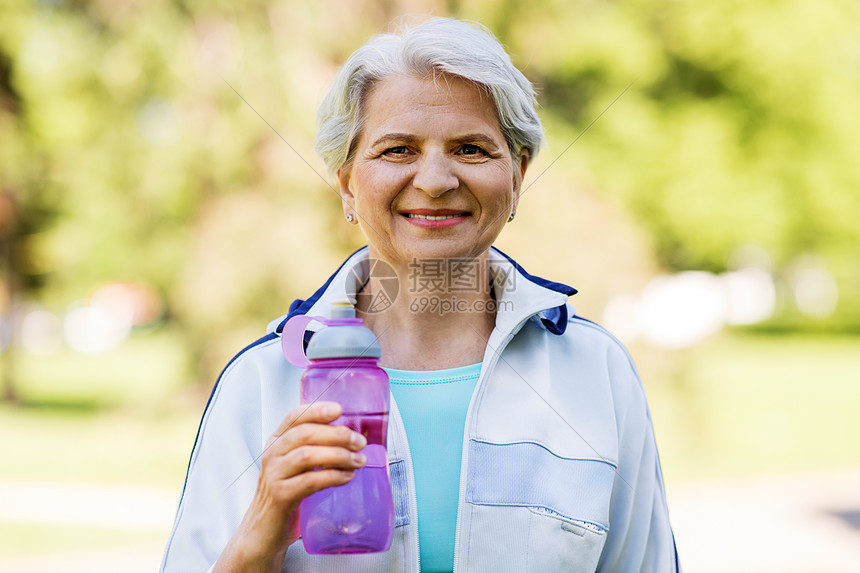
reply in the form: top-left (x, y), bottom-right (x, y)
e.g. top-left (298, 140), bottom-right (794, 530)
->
top-left (526, 507), bottom-right (607, 571)
top-left (388, 458), bottom-right (410, 527)
top-left (463, 440), bottom-right (613, 571)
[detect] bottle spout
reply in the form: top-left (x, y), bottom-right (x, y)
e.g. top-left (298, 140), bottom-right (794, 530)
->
top-left (330, 298), bottom-right (356, 319)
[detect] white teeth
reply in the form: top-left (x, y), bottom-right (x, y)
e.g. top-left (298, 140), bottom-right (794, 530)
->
top-left (406, 214), bottom-right (464, 220)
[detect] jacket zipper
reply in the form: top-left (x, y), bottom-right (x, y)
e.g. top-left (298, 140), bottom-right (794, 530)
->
top-left (389, 395), bottom-right (421, 572)
top-left (451, 314), bottom-right (536, 571)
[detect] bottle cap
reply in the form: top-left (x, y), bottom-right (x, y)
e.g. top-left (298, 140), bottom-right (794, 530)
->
top-left (304, 299), bottom-right (382, 360)
top-left (282, 302), bottom-right (381, 365)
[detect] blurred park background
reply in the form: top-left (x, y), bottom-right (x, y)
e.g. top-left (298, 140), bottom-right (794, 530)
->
top-left (1, 0), bottom-right (859, 571)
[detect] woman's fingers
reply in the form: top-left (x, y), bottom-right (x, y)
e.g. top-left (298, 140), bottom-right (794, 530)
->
top-left (259, 402), bottom-right (369, 492)
top-left (286, 468), bottom-right (357, 499)
top-left (254, 402), bottom-right (372, 515)
top-left (266, 402), bottom-right (366, 456)
top-left (270, 444), bottom-right (366, 480)
top-left (268, 421), bottom-right (366, 456)
top-left (269, 401), bottom-right (342, 444)
top-left (233, 403), bottom-right (373, 559)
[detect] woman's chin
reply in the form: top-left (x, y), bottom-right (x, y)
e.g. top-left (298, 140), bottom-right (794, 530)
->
top-left (391, 242), bottom-right (489, 264)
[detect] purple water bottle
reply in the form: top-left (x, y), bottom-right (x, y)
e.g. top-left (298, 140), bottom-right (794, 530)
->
top-left (281, 300), bottom-right (394, 554)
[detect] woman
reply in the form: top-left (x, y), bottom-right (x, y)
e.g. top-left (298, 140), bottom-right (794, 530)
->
top-left (162, 17), bottom-right (679, 573)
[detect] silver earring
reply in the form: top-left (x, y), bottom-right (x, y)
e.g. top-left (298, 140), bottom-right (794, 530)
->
top-left (345, 213), bottom-right (355, 223)
top-left (508, 212), bottom-right (515, 222)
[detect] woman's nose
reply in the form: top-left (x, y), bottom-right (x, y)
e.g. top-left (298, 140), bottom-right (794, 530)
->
top-left (412, 154), bottom-right (458, 197)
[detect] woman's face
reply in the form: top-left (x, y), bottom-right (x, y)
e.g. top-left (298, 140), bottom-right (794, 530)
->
top-left (338, 74), bottom-right (528, 269)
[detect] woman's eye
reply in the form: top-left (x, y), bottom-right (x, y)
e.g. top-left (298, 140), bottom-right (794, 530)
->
top-left (384, 146), bottom-right (409, 155)
top-left (459, 144), bottom-right (486, 155)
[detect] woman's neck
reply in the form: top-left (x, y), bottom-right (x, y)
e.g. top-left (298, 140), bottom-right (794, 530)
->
top-left (356, 253), bottom-right (496, 370)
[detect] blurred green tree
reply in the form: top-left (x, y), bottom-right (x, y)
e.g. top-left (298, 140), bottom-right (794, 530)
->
top-left (1, 0), bottom-right (858, 399)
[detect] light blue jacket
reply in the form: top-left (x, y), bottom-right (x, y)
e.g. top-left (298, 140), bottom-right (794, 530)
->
top-left (161, 247), bottom-right (680, 572)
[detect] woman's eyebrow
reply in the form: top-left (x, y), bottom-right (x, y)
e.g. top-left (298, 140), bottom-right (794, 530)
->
top-left (450, 134), bottom-right (502, 148)
top-left (370, 133), bottom-right (503, 148)
top-left (370, 133), bottom-right (420, 147)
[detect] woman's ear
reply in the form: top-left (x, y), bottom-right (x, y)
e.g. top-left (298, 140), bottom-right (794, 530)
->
top-left (337, 167), bottom-right (357, 217)
top-left (512, 150), bottom-right (529, 210)
top-left (519, 150), bottom-right (529, 182)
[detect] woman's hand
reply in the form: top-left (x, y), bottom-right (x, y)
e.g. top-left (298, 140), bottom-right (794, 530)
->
top-left (214, 401), bottom-right (367, 573)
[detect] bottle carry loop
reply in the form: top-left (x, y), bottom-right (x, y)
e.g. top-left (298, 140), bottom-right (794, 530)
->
top-left (281, 314), bottom-right (327, 368)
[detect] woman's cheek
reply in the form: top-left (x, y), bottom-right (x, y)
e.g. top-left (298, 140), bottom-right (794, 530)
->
top-left (359, 165), bottom-right (412, 197)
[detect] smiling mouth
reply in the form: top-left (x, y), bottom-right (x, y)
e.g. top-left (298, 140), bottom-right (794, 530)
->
top-left (403, 213), bottom-right (468, 221)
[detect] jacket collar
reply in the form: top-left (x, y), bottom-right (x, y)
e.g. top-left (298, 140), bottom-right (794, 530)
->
top-left (270, 246), bottom-right (576, 336)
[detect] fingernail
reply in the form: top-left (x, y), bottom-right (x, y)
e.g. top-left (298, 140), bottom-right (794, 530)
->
top-left (352, 452), bottom-right (366, 466)
top-left (323, 403), bottom-right (339, 417)
top-left (351, 433), bottom-right (367, 449)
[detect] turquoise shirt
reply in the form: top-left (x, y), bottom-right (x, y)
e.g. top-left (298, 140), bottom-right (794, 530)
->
top-left (386, 363), bottom-right (482, 573)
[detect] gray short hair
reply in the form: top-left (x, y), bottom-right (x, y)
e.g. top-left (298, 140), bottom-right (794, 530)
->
top-left (314, 17), bottom-right (544, 176)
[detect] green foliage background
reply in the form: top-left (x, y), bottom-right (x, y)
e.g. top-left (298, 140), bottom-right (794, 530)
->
top-left (1, 0), bottom-right (859, 382)
top-left (2, 3), bottom-right (859, 568)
